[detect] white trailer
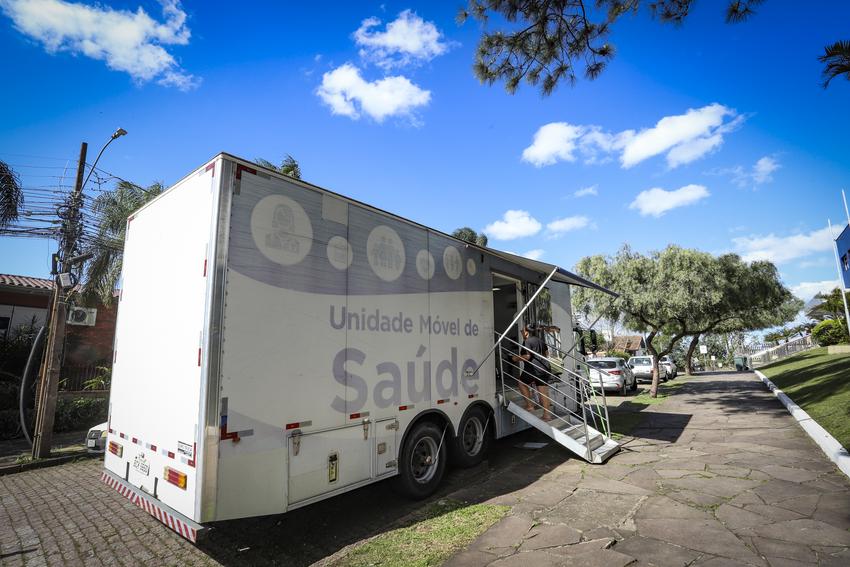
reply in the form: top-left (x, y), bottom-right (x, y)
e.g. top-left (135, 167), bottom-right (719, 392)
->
top-left (102, 153), bottom-right (618, 542)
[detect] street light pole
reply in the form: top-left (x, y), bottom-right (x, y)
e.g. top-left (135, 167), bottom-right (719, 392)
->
top-left (32, 129), bottom-right (127, 459)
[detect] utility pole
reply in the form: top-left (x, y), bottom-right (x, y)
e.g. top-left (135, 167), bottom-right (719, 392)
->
top-left (32, 142), bottom-right (87, 459)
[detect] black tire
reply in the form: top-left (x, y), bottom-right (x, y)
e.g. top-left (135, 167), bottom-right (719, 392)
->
top-left (394, 421), bottom-right (447, 499)
top-left (452, 407), bottom-right (491, 468)
top-left (630, 376), bottom-right (638, 392)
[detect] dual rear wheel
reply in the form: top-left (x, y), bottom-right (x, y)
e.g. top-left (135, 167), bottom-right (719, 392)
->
top-left (393, 407), bottom-right (491, 499)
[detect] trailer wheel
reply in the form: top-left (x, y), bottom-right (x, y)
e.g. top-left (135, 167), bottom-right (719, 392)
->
top-left (452, 407), bottom-right (491, 468)
top-left (394, 421), bottom-right (446, 499)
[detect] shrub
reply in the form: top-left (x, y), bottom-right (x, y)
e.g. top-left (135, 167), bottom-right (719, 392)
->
top-left (54, 397), bottom-right (108, 432)
top-left (812, 319), bottom-right (849, 346)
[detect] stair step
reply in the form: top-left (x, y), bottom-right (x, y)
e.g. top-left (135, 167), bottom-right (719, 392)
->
top-left (559, 424), bottom-right (584, 438)
top-left (574, 434), bottom-right (605, 451)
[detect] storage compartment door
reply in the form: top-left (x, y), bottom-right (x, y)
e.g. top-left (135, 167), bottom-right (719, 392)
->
top-left (287, 423), bottom-right (371, 505)
top-left (375, 418), bottom-right (398, 478)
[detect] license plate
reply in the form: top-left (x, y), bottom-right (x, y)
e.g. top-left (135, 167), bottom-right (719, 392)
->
top-left (86, 439), bottom-right (96, 448)
top-left (133, 454), bottom-right (150, 476)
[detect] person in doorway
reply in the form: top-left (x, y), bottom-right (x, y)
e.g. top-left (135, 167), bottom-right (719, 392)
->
top-left (512, 325), bottom-right (554, 421)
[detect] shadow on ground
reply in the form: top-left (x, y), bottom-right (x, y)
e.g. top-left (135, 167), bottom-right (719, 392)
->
top-left (196, 372), bottom-right (761, 566)
top-left (196, 427), bottom-right (566, 567)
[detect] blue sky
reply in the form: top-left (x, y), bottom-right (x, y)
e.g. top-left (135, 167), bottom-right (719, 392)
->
top-left (1, 0), bottom-right (849, 303)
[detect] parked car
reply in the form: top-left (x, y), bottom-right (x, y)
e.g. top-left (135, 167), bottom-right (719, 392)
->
top-left (628, 355), bottom-right (669, 382)
top-left (660, 355), bottom-right (678, 379)
top-left (586, 357), bottom-right (637, 394)
top-left (86, 422), bottom-right (108, 453)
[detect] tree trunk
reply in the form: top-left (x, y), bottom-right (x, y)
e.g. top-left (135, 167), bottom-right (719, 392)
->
top-left (685, 333), bottom-right (701, 375)
top-left (646, 330), bottom-right (660, 397)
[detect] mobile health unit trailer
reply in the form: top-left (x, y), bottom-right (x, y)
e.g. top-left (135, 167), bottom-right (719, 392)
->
top-left (101, 153), bottom-right (619, 542)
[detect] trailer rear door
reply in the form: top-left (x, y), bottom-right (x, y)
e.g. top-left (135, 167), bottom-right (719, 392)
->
top-left (104, 162), bottom-right (220, 521)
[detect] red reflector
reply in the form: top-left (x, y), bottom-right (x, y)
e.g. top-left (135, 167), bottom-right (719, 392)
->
top-left (167, 451), bottom-right (175, 459)
top-left (197, 348), bottom-right (202, 366)
top-left (132, 437), bottom-right (138, 444)
top-left (437, 399), bottom-right (449, 404)
top-left (399, 405), bottom-right (408, 411)
top-left (163, 466), bottom-right (187, 490)
top-left (285, 422), bottom-right (299, 430)
top-left (349, 413), bottom-right (361, 419)
top-left (203, 259), bottom-right (207, 277)
top-left (119, 432), bottom-right (125, 439)
top-left (468, 394), bottom-right (476, 399)
top-left (150, 445), bottom-right (157, 451)
top-left (108, 441), bottom-right (123, 457)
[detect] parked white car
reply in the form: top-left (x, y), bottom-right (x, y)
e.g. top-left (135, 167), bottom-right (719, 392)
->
top-left (628, 355), bottom-right (670, 382)
top-left (86, 422), bottom-right (108, 453)
top-left (586, 357), bottom-right (637, 395)
top-left (660, 355), bottom-right (678, 379)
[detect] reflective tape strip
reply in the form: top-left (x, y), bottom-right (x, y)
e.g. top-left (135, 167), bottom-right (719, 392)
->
top-left (100, 471), bottom-right (199, 543)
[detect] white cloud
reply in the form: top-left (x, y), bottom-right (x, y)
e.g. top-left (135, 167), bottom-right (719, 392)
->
top-left (715, 155), bottom-right (781, 188)
top-left (316, 63), bottom-right (431, 122)
top-left (522, 104), bottom-right (742, 169)
top-left (752, 156), bottom-right (780, 184)
top-left (732, 226), bottom-right (833, 264)
top-left (483, 210), bottom-right (542, 240)
top-left (546, 215), bottom-right (592, 237)
top-left (521, 123), bottom-right (584, 167)
top-left (629, 184), bottom-right (710, 218)
top-left (791, 280), bottom-right (839, 302)
top-left (354, 9), bottom-right (449, 69)
top-left (574, 185), bottom-right (598, 198)
top-left (0, 0), bottom-right (198, 90)
top-left (522, 249), bottom-right (545, 260)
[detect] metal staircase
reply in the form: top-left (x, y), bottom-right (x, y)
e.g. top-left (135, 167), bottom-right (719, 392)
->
top-left (496, 334), bottom-right (620, 464)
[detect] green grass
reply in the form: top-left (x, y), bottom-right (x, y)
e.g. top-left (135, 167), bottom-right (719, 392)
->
top-left (332, 499), bottom-right (509, 567)
top-left (759, 347), bottom-right (850, 449)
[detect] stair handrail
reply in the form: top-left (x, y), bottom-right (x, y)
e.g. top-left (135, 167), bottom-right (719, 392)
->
top-left (498, 334), bottom-right (611, 439)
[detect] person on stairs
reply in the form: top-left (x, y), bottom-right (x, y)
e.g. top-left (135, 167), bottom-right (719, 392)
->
top-left (513, 324), bottom-right (554, 421)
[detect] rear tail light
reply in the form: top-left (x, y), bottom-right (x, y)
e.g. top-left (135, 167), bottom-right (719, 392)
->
top-left (108, 441), bottom-right (123, 457)
top-left (608, 370), bottom-right (622, 375)
top-left (164, 466), bottom-right (187, 490)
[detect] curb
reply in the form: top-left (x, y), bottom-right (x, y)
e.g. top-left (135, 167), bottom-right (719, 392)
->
top-left (0, 451), bottom-right (99, 476)
top-left (755, 370), bottom-right (850, 479)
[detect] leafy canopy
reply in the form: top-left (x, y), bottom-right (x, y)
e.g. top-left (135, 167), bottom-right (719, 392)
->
top-left (452, 227), bottom-right (489, 247)
top-left (461, 0), bottom-right (846, 95)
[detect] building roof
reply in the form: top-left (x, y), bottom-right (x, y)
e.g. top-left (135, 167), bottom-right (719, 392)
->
top-left (0, 274), bottom-right (54, 292)
top-left (612, 335), bottom-right (645, 352)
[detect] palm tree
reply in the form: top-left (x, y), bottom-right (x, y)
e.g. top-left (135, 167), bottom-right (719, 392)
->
top-left (820, 40), bottom-right (850, 88)
top-left (256, 155), bottom-right (301, 179)
top-left (80, 181), bottom-right (163, 305)
top-left (0, 160), bottom-right (22, 228)
top-left (451, 227), bottom-right (488, 247)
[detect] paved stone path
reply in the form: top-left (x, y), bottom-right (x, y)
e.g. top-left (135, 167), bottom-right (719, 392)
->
top-left (445, 372), bottom-right (850, 567)
top-left (1, 372), bottom-right (848, 566)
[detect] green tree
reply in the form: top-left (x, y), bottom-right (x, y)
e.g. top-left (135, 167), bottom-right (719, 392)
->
top-left (819, 41), bottom-right (850, 88)
top-left (460, 1), bottom-right (846, 95)
top-left (678, 255), bottom-right (799, 374)
top-left (256, 155), bottom-right (301, 180)
top-left (575, 245), bottom-right (719, 396)
top-left (80, 181), bottom-right (163, 305)
top-left (806, 288), bottom-right (850, 321)
top-left (451, 227), bottom-right (489, 246)
top-left (0, 160), bottom-right (22, 228)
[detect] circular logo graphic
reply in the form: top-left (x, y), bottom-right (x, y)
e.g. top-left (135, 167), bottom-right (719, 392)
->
top-left (367, 225), bottom-right (406, 282)
top-left (416, 250), bottom-right (435, 280)
top-left (466, 258), bottom-right (477, 277)
top-left (327, 236), bottom-right (353, 270)
top-left (443, 246), bottom-right (463, 280)
top-left (250, 195), bottom-right (312, 266)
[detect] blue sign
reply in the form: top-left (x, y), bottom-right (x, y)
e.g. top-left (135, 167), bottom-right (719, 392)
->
top-left (836, 224), bottom-right (850, 289)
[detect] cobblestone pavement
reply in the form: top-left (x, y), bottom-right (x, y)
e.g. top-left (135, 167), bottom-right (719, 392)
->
top-left (3, 373), bottom-right (849, 566)
top-left (446, 372), bottom-right (850, 566)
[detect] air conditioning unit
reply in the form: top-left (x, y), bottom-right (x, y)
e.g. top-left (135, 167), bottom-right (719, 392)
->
top-left (67, 307), bottom-right (97, 326)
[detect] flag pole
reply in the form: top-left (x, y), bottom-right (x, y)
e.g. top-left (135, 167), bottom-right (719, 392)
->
top-left (827, 218), bottom-right (850, 339)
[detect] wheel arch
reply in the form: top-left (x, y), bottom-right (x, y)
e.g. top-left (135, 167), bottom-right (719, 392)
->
top-left (455, 401), bottom-right (495, 439)
top-left (398, 409), bottom-right (455, 456)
